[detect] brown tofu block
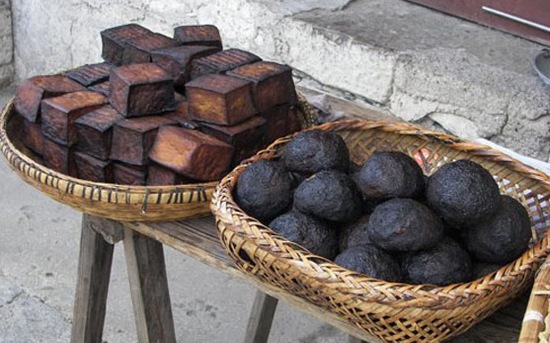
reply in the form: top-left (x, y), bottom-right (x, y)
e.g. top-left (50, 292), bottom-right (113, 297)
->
top-left (151, 45), bottom-right (221, 89)
top-left (74, 152), bottom-right (113, 183)
top-left (41, 91), bottom-right (108, 146)
top-left (122, 32), bottom-right (180, 65)
top-left (259, 104), bottom-right (295, 146)
top-left (186, 74), bottom-right (256, 125)
top-left (67, 62), bottom-right (111, 86)
top-left (110, 115), bottom-right (175, 166)
top-left (109, 63), bottom-right (176, 117)
top-left (88, 81), bottom-right (110, 96)
top-left (74, 105), bottom-right (124, 160)
top-left (199, 115), bottom-right (266, 166)
top-left (22, 119), bottom-right (45, 156)
top-left (112, 162), bottom-right (147, 185)
top-left (191, 49), bottom-right (261, 79)
top-left (173, 25), bottom-right (222, 48)
top-left (227, 61), bottom-right (296, 112)
top-left (146, 163), bottom-right (193, 186)
top-left (164, 101), bottom-right (197, 129)
top-left (101, 24), bottom-right (152, 65)
top-left (149, 126), bottom-right (233, 181)
top-left (14, 75), bottom-right (86, 122)
top-left (43, 137), bottom-right (77, 176)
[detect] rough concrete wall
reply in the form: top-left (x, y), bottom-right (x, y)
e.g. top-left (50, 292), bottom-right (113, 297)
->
top-left (0, 0), bottom-right (14, 87)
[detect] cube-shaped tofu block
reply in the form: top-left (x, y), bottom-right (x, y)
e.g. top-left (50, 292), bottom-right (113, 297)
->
top-left (41, 91), bottom-right (108, 146)
top-left (191, 49), bottom-right (261, 79)
top-left (199, 115), bottom-right (266, 166)
top-left (109, 63), bottom-right (176, 117)
top-left (75, 105), bottom-right (124, 160)
top-left (22, 119), bottom-right (45, 156)
top-left (173, 25), bottom-right (222, 48)
top-left (164, 101), bottom-right (197, 129)
top-left (227, 61), bottom-right (296, 112)
top-left (101, 24), bottom-right (152, 65)
top-left (67, 62), bottom-right (111, 86)
top-left (259, 104), bottom-right (297, 145)
top-left (88, 81), bottom-right (111, 96)
top-left (151, 45), bottom-right (221, 89)
top-left (149, 126), bottom-right (233, 181)
top-left (146, 162), bottom-right (193, 186)
top-left (43, 137), bottom-right (76, 176)
top-left (112, 162), bottom-right (147, 185)
top-left (110, 115), bottom-right (175, 166)
top-left (122, 32), bottom-right (180, 65)
top-left (186, 74), bottom-right (256, 125)
top-left (14, 75), bottom-right (85, 122)
top-left (74, 152), bottom-right (113, 183)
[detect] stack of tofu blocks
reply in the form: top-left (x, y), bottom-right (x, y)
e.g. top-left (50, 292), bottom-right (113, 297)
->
top-left (13, 23), bottom-right (299, 185)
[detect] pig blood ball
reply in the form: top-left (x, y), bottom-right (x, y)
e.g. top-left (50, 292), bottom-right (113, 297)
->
top-left (334, 244), bottom-right (402, 282)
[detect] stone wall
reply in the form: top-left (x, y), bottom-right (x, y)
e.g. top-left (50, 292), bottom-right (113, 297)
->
top-left (9, 0), bottom-right (550, 161)
top-left (0, 0), bottom-right (13, 87)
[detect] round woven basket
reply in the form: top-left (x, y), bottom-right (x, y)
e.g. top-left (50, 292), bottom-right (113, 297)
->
top-left (0, 96), bottom-right (318, 222)
top-left (212, 119), bottom-right (550, 342)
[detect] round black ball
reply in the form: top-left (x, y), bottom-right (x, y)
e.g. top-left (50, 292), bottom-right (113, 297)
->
top-left (293, 170), bottom-right (362, 223)
top-left (269, 210), bottom-right (337, 259)
top-left (335, 244), bottom-right (402, 282)
top-left (426, 160), bottom-right (500, 227)
top-left (464, 195), bottom-right (531, 264)
top-left (368, 198), bottom-right (444, 252)
top-left (235, 160), bottom-right (293, 222)
top-left (338, 214), bottom-right (371, 252)
top-left (282, 130), bottom-right (349, 174)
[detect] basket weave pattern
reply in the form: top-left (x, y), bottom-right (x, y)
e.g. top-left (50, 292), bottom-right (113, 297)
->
top-left (0, 96), bottom-right (318, 222)
top-left (212, 120), bottom-right (550, 342)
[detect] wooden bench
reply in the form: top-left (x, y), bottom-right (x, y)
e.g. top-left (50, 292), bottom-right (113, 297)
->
top-left (71, 213), bottom-right (527, 343)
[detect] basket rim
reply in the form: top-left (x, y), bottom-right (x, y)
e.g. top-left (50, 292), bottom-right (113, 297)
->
top-left (212, 118), bottom-right (550, 309)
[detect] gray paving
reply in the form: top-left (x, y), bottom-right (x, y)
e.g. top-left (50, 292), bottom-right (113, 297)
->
top-left (0, 88), bottom-right (346, 342)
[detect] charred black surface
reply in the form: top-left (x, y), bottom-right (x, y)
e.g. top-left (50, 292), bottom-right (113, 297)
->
top-left (401, 237), bottom-right (472, 286)
top-left (426, 160), bottom-right (500, 227)
top-left (334, 244), bottom-right (402, 282)
top-left (354, 151), bottom-right (425, 199)
top-left (235, 160), bottom-right (293, 222)
top-left (471, 261), bottom-right (503, 280)
top-left (338, 214), bottom-right (371, 252)
top-left (464, 195), bottom-right (532, 264)
top-left (282, 130), bottom-right (349, 174)
top-left (293, 170), bottom-right (362, 223)
top-left (367, 198), bottom-right (444, 252)
top-left (269, 210), bottom-right (337, 259)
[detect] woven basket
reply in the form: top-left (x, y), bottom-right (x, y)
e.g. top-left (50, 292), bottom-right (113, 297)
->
top-left (0, 96), bottom-right (318, 222)
top-left (212, 119), bottom-right (550, 342)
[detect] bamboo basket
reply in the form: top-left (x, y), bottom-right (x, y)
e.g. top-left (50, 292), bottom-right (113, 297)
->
top-left (0, 96), bottom-right (318, 222)
top-left (212, 119), bottom-right (550, 342)
top-left (519, 256), bottom-right (550, 343)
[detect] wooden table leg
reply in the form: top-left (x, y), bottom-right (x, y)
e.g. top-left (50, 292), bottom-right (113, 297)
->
top-left (123, 228), bottom-right (177, 343)
top-left (244, 291), bottom-right (279, 343)
top-left (70, 214), bottom-right (116, 343)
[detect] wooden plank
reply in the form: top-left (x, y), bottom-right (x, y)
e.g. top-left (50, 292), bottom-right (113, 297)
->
top-left (87, 215), bottom-right (124, 244)
top-left (123, 228), bottom-right (176, 343)
top-left (124, 217), bottom-right (527, 342)
top-left (70, 214), bottom-right (115, 343)
top-left (244, 291), bottom-right (279, 343)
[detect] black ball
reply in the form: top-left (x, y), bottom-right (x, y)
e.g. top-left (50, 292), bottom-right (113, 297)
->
top-left (293, 170), bottom-right (363, 223)
top-left (338, 214), bottom-right (371, 252)
top-left (426, 160), bottom-right (500, 227)
top-left (334, 244), bottom-right (402, 282)
top-left (235, 160), bottom-right (293, 222)
top-left (269, 210), bottom-right (338, 259)
top-left (354, 151), bottom-right (425, 199)
top-left (368, 198), bottom-right (444, 252)
top-left (282, 130), bottom-right (349, 174)
top-left (464, 195), bottom-right (531, 264)
top-left (401, 237), bottom-right (472, 286)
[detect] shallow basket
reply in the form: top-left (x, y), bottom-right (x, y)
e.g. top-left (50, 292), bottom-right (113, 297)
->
top-left (212, 119), bottom-right (550, 342)
top-left (0, 96), bottom-right (318, 222)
